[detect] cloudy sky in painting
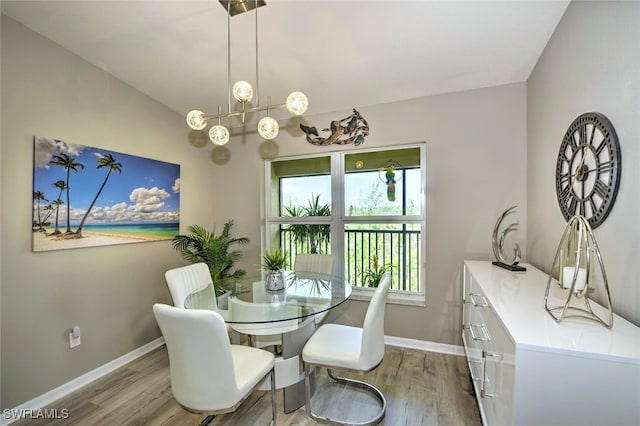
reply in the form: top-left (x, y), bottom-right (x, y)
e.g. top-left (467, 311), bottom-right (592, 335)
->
top-left (33, 136), bottom-right (180, 225)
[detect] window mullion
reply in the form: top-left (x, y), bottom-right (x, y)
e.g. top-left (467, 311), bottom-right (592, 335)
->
top-left (331, 152), bottom-right (344, 278)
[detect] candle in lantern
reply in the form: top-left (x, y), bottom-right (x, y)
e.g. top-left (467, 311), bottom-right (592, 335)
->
top-left (562, 266), bottom-right (587, 291)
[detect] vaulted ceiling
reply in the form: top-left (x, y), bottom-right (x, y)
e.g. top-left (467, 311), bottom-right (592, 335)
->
top-left (2, 0), bottom-right (569, 125)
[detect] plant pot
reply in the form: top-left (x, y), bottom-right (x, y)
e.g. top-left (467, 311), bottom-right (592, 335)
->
top-left (265, 270), bottom-right (286, 291)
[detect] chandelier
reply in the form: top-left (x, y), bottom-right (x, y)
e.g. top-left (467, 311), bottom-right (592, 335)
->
top-left (186, 0), bottom-right (308, 145)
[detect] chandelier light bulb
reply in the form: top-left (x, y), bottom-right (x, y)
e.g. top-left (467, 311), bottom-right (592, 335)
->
top-left (209, 124), bottom-right (230, 146)
top-left (258, 116), bottom-right (279, 140)
top-left (186, 110), bottom-right (207, 130)
top-left (285, 91), bottom-right (308, 115)
top-left (232, 81), bottom-right (254, 102)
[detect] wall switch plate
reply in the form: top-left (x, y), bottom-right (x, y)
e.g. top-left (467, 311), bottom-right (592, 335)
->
top-left (69, 332), bottom-right (81, 348)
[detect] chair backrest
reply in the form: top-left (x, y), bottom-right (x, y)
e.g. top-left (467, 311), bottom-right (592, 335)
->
top-left (152, 303), bottom-right (242, 411)
top-left (165, 263), bottom-right (215, 308)
top-left (294, 254), bottom-right (334, 276)
top-left (360, 272), bottom-right (391, 369)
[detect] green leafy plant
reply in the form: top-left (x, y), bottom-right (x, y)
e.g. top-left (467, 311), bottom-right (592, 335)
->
top-left (284, 194), bottom-right (331, 254)
top-left (171, 220), bottom-right (249, 296)
top-left (361, 254), bottom-right (392, 288)
top-left (262, 248), bottom-right (287, 271)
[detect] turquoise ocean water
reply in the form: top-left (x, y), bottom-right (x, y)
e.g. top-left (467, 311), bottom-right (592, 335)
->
top-left (47, 222), bottom-right (179, 239)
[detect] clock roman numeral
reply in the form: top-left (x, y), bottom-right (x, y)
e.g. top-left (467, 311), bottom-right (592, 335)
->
top-left (594, 140), bottom-right (606, 156)
top-left (568, 198), bottom-right (577, 216)
top-left (596, 161), bottom-right (613, 175)
top-left (560, 185), bottom-right (572, 204)
top-left (559, 172), bottom-right (571, 184)
top-left (579, 125), bottom-right (587, 146)
top-left (593, 179), bottom-right (609, 199)
top-left (588, 124), bottom-right (596, 146)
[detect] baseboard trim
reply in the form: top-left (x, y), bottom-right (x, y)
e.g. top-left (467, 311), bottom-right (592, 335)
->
top-left (385, 335), bottom-right (465, 356)
top-left (1, 337), bottom-right (165, 426)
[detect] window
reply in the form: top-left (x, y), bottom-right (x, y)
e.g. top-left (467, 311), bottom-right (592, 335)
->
top-left (264, 144), bottom-right (425, 303)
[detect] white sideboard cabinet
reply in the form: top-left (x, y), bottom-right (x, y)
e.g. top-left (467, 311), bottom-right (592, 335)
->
top-left (462, 260), bottom-right (640, 426)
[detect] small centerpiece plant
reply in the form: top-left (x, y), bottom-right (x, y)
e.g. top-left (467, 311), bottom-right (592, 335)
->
top-left (262, 248), bottom-right (288, 291)
top-left (362, 254), bottom-right (392, 288)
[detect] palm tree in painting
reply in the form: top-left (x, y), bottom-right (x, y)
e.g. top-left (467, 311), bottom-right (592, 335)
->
top-left (41, 204), bottom-right (55, 229)
top-left (48, 153), bottom-right (84, 234)
top-left (75, 153), bottom-right (122, 236)
top-left (50, 199), bottom-right (64, 235)
top-left (32, 190), bottom-right (48, 232)
top-left (49, 180), bottom-right (67, 235)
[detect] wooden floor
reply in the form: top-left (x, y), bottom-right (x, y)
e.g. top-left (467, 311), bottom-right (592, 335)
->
top-left (15, 345), bottom-right (481, 425)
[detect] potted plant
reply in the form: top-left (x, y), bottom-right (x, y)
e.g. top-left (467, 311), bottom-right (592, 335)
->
top-left (361, 254), bottom-right (392, 288)
top-left (284, 194), bottom-right (331, 254)
top-left (171, 220), bottom-right (249, 297)
top-left (262, 248), bottom-right (287, 291)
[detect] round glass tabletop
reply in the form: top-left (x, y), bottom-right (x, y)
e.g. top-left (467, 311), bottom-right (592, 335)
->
top-left (184, 271), bottom-right (352, 324)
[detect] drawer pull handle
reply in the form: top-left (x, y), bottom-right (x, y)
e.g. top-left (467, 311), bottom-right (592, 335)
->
top-left (468, 323), bottom-right (491, 341)
top-left (469, 292), bottom-right (489, 307)
top-left (481, 350), bottom-right (503, 398)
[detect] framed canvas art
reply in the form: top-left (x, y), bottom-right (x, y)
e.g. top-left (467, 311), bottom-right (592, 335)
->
top-left (32, 136), bottom-right (180, 252)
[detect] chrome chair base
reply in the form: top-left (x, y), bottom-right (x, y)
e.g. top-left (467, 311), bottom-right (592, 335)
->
top-left (304, 364), bottom-right (386, 426)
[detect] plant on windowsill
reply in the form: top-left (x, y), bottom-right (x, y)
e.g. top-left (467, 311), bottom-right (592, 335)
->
top-left (362, 254), bottom-right (392, 288)
top-left (171, 220), bottom-right (249, 297)
top-left (262, 248), bottom-right (288, 291)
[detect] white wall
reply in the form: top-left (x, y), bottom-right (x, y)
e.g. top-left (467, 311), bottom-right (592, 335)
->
top-left (527, 1), bottom-right (640, 325)
top-left (0, 16), bottom-right (218, 408)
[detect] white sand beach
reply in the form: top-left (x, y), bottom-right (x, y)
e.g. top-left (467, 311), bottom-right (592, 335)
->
top-left (32, 230), bottom-right (167, 251)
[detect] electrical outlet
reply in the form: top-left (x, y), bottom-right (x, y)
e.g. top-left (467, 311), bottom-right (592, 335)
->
top-left (69, 326), bottom-right (81, 348)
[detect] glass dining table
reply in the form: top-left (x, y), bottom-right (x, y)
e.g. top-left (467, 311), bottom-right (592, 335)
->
top-left (184, 271), bottom-right (352, 413)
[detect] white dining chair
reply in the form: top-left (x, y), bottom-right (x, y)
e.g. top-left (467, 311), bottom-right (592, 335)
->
top-left (164, 263), bottom-right (240, 342)
top-left (294, 253), bottom-right (334, 277)
top-left (302, 272), bottom-right (391, 425)
top-left (153, 303), bottom-right (276, 425)
top-left (294, 253), bottom-right (334, 326)
top-left (164, 263), bottom-right (214, 309)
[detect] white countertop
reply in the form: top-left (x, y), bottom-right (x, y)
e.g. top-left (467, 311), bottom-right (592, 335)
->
top-left (464, 260), bottom-right (640, 363)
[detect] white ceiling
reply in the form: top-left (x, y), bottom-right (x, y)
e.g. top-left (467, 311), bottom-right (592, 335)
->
top-left (2, 0), bottom-right (569, 125)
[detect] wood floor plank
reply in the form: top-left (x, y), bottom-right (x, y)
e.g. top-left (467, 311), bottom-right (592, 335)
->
top-left (14, 345), bottom-right (481, 426)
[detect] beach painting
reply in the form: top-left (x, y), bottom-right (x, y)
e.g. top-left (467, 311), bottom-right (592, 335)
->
top-left (32, 136), bottom-right (180, 252)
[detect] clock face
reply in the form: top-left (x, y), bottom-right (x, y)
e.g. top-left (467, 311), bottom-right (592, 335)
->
top-left (555, 112), bottom-right (621, 229)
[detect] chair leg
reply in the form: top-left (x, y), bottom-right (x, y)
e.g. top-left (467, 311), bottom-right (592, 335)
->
top-left (270, 368), bottom-right (277, 425)
top-left (304, 363), bottom-right (386, 426)
top-left (199, 415), bottom-right (215, 426)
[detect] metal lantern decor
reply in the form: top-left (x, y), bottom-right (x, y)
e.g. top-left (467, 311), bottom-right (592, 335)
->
top-left (544, 215), bottom-right (613, 328)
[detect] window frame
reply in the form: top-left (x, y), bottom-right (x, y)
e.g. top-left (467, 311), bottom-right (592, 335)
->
top-left (263, 143), bottom-right (426, 305)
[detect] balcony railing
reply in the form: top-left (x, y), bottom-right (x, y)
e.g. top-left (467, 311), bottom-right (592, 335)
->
top-left (279, 227), bottom-right (421, 291)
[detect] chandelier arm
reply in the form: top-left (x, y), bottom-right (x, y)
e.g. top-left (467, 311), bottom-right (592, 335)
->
top-left (203, 103), bottom-right (288, 121)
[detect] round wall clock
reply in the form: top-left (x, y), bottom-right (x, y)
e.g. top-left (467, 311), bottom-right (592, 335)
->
top-left (555, 112), bottom-right (621, 229)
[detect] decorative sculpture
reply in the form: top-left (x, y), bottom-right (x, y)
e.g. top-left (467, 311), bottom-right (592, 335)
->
top-left (544, 215), bottom-right (613, 328)
top-left (300, 109), bottom-right (369, 146)
top-left (491, 206), bottom-right (526, 271)
top-left (377, 160), bottom-right (402, 202)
